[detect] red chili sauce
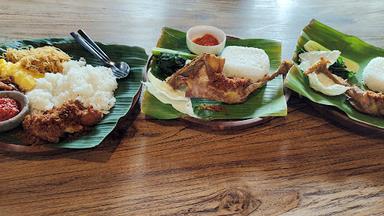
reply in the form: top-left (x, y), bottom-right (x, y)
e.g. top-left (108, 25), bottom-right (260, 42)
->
top-left (192, 34), bottom-right (219, 46)
top-left (0, 97), bottom-right (20, 121)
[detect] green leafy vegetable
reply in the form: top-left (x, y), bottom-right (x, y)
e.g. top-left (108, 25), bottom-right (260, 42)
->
top-left (150, 48), bottom-right (198, 80)
top-left (329, 57), bottom-right (354, 80)
top-left (295, 47), bottom-right (306, 64)
top-left (151, 52), bottom-right (187, 80)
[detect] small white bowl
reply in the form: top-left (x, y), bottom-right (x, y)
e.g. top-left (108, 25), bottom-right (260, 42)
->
top-left (186, 25), bottom-right (226, 55)
top-left (0, 91), bottom-right (29, 132)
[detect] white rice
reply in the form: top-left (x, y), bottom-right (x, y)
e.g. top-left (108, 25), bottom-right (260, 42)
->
top-left (221, 46), bottom-right (270, 82)
top-left (26, 60), bottom-right (118, 114)
top-left (363, 57), bottom-right (384, 93)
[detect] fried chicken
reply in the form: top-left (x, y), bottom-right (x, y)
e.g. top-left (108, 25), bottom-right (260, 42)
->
top-left (23, 100), bottom-right (103, 143)
top-left (166, 53), bottom-right (292, 104)
top-left (345, 87), bottom-right (384, 116)
top-left (304, 57), bottom-right (384, 117)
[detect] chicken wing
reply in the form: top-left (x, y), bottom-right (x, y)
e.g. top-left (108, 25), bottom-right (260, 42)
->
top-left (166, 53), bottom-right (292, 104)
top-left (346, 87), bottom-right (384, 116)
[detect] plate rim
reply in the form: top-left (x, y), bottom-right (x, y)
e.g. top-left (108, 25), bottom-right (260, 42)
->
top-left (307, 99), bottom-right (384, 133)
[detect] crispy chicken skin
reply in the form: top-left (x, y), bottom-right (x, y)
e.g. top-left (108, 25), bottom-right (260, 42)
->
top-left (23, 100), bottom-right (103, 143)
top-left (346, 87), bottom-right (384, 116)
top-left (304, 57), bottom-right (384, 117)
top-left (167, 53), bottom-right (292, 104)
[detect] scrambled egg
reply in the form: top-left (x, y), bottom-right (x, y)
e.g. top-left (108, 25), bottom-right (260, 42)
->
top-left (0, 59), bottom-right (43, 91)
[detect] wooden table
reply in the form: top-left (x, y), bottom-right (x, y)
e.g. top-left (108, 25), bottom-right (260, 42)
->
top-left (1, 1), bottom-right (384, 215)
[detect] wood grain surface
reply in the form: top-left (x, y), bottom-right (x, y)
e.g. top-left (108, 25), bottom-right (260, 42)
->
top-left (1, 0), bottom-right (384, 215)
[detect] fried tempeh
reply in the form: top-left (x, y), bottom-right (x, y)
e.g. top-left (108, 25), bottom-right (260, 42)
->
top-left (23, 100), bottom-right (103, 143)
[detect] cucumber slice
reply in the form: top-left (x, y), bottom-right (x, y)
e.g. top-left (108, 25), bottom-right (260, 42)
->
top-left (303, 40), bottom-right (360, 73)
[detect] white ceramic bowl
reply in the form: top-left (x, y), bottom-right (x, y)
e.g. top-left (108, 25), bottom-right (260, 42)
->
top-left (186, 25), bottom-right (226, 55)
top-left (0, 91), bottom-right (29, 132)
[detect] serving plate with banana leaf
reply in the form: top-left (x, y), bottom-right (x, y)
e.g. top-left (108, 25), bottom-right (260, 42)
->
top-left (141, 27), bottom-right (292, 130)
top-left (0, 38), bottom-right (147, 153)
top-left (285, 19), bottom-right (384, 132)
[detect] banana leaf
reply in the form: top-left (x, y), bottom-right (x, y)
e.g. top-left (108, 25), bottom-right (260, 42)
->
top-left (0, 38), bottom-right (148, 148)
top-left (285, 19), bottom-right (384, 128)
top-left (142, 27), bottom-right (287, 120)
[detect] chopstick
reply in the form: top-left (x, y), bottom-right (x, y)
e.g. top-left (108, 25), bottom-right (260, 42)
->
top-left (77, 29), bottom-right (111, 62)
top-left (70, 32), bottom-right (109, 64)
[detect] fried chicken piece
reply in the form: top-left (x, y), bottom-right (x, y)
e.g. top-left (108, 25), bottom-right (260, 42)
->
top-left (345, 87), bottom-right (384, 116)
top-left (23, 100), bottom-right (103, 143)
top-left (304, 57), bottom-right (348, 85)
top-left (304, 57), bottom-right (384, 117)
top-left (167, 53), bottom-right (292, 104)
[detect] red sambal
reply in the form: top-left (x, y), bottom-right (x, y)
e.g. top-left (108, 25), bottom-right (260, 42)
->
top-left (193, 34), bottom-right (219, 46)
top-left (0, 97), bottom-right (20, 121)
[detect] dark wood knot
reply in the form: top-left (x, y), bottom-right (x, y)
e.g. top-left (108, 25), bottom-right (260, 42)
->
top-left (174, 188), bottom-right (261, 216)
top-left (217, 188), bottom-right (261, 215)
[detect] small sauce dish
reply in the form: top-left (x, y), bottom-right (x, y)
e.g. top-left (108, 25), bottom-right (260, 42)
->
top-left (0, 91), bottom-right (29, 132)
top-left (186, 25), bottom-right (226, 55)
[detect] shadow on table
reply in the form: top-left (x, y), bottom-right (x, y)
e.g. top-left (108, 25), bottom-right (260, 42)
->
top-left (273, 97), bottom-right (384, 182)
top-left (291, 93), bottom-right (384, 139)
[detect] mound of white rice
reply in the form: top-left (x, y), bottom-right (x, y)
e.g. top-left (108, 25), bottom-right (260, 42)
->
top-left (221, 46), bottom-right (270, 82)
top-left (26, 60), bottom-right (118, 114)
top-left (363, 57), bottom-right (384, 93)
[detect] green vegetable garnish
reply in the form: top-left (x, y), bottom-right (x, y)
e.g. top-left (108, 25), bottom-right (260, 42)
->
top-left (329, 57), bottom-right (355, 80)
top-left (150, 48), bottom-right (197, 80)
top-left (151, 53), bottom-right (187, 80)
